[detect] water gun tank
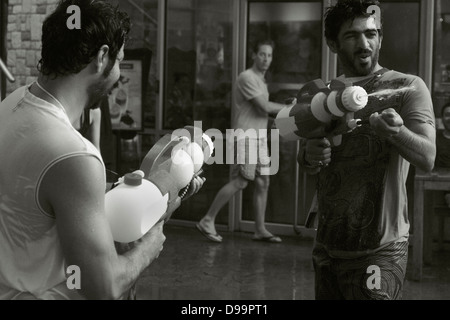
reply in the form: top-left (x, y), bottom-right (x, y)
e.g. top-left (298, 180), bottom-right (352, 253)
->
top-left (105, 126), bottom-right (214, 243)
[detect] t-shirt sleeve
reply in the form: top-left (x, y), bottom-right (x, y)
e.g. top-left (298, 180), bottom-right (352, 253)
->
top-left (237, 72), bottom-right (264, 101)
top-left (401, 76), bottom-right (435, 128)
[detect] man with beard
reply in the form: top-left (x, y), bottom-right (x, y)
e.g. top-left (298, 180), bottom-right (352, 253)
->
top-left (0, 0), bottom-right (204, 300)
top-left (298, 0), bottom-right (436, 299)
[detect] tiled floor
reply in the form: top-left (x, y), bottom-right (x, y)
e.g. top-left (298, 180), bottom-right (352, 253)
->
top-left (135, 224), bottom-right (450, 300)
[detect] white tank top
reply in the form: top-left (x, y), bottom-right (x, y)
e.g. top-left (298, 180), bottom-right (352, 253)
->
top-left (0, 84), bottom-right (105, 299)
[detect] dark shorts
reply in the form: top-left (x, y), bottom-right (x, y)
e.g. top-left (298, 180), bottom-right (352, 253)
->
top-left (231, 137), bottom-right (270, 181)
top-left (312, 241), bottom-right (408, 300)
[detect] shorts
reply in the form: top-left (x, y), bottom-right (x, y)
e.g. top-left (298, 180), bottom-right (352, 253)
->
top-left (312, 241), bottom-right (408, 300)
top-left (231, 137), bottom-right (270, 181)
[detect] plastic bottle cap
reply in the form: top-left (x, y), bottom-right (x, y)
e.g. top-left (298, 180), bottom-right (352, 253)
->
top-left (341, 86), bottom-right (368, 112)
top-left (124, 173), bottom-right (142, 186)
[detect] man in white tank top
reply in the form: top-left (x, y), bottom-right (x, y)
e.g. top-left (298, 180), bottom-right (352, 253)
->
top-left (0, 0), bottom-right (204, 300)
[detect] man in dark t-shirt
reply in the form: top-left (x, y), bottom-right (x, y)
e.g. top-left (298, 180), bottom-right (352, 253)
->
top-left (298, 0), bottom-right (436, 300)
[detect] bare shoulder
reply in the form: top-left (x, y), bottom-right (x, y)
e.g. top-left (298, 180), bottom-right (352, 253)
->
top-left (38, 154), bottom-right (105, 217)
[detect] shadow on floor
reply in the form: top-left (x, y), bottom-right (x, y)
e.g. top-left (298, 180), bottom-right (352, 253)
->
top-left (135, 224), bottom-right (450, 300)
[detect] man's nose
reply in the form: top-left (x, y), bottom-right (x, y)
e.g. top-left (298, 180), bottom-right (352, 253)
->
top-left (357, 34), bottom-right (370, 49)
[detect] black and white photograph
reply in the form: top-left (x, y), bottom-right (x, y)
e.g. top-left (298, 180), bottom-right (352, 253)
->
top-left (0, 0), bottom-right (450, 307)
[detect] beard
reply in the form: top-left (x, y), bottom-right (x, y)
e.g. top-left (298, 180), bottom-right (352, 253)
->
top-left (86, 81), bottom-right (110, 109)
top-left (338, 47), bottom-right (380, 77)
top-left (86, 60), bottom-right (117, 110)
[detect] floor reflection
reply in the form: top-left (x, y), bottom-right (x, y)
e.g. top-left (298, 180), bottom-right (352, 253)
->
top-left (135, 224), bottom-right (450, 300)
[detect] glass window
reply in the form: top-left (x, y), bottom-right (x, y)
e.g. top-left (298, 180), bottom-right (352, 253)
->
top-left (120, 0), bottom-right (160, 130)
top-left (163, 0), bottom-right (235, 224)
top-left (110, 0), bottom-right (235, 226)
top-left (243, 1), bottom-right (323, 225)
top-left (247, 1), bottom-right (322, 85)
top-left (433, 0), bottom-right (450, 123)
top-left (108, 1), bottom-right (159, 176)
top-left (164, 0), bottom-right (233, 132)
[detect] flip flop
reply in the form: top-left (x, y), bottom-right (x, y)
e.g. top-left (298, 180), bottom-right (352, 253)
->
top-left (196, 223), bottom-right (222, 243)
top-left (252, 235), bottom-right (282, 243)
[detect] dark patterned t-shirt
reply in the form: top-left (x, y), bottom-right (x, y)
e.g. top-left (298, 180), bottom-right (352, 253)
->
top-left (315, 70), bottom-right (435, 257)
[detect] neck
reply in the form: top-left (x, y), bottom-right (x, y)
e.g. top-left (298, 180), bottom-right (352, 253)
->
top-left (343, 63), bottom-right (384, 80)
top-left (251, 65), bottom-right (266, 78)
top-left (34, 75), bottom-right (89, 124)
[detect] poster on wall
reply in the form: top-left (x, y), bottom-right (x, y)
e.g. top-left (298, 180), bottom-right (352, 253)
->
top-left (109, 59), bottom-right (143, 131)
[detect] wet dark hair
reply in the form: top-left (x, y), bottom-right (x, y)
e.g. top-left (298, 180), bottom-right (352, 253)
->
top-left (324, 0), bottom-right (383, 43)
top-left (38, 0), bottom-right (131, 78)
top-left (252, 39), bottom-right (275, 54)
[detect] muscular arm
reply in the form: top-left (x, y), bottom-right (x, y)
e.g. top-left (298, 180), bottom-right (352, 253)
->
top-left (40, 156), bottom-right (165, 299)
top-left (370, 108), bottom-right (436, 172)
top-left (387, 121), bottom-right (436, 172)
top-left (375, 77), bottom-right (436, 172)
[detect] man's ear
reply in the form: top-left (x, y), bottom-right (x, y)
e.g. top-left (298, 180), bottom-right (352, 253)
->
top-left (95, 45), bottom-right (110, 73)
top-left (326, 39), bottom-right (338, 54)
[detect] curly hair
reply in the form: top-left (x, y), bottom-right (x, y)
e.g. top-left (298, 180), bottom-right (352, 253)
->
top-left (324, 0), bottom-right (383, 43)
top-left (38, 0), bottom-right (131, 78)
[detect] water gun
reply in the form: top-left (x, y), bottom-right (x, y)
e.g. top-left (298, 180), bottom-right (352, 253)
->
top-left (105, 126), bottom-right (214, 243)
top-left (275, 78), bottom-right (369, 146)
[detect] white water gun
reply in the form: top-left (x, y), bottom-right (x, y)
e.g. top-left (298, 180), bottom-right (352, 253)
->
top-left (105, 126), bottom-right (214, 243)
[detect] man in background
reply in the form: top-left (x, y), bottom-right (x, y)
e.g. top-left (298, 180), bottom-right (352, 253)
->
top-left (196, 39), bottom-right (295, 243)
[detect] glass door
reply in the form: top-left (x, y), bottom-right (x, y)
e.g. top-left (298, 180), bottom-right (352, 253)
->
top-left (433, 0), bottom-right (450, 121)
top-left (239, 0), bottom-right (324, 236)
top-left (160, 0), bottom-right (238, 227)
top-left (113, 0), bottom-right (239, 231)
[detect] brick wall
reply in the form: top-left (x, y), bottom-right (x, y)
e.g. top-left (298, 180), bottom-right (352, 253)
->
top-left (5, 0), bottom-right (58, 94)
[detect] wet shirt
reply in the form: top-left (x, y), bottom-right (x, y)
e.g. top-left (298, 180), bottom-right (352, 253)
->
top-left (316, 70), bottom-right (435, 257)
top-left (0, 85), bottom-right (104, 299)
top-left (232, 68), bottom-right (269, 132)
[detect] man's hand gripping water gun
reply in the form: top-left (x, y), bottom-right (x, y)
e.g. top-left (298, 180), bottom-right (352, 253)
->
top-left (275, 78), bottom-right (403, 168)
top-left (275, 78), bottom-right (370, 146)
top-left (105, 126), bottom-right (214, 243)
